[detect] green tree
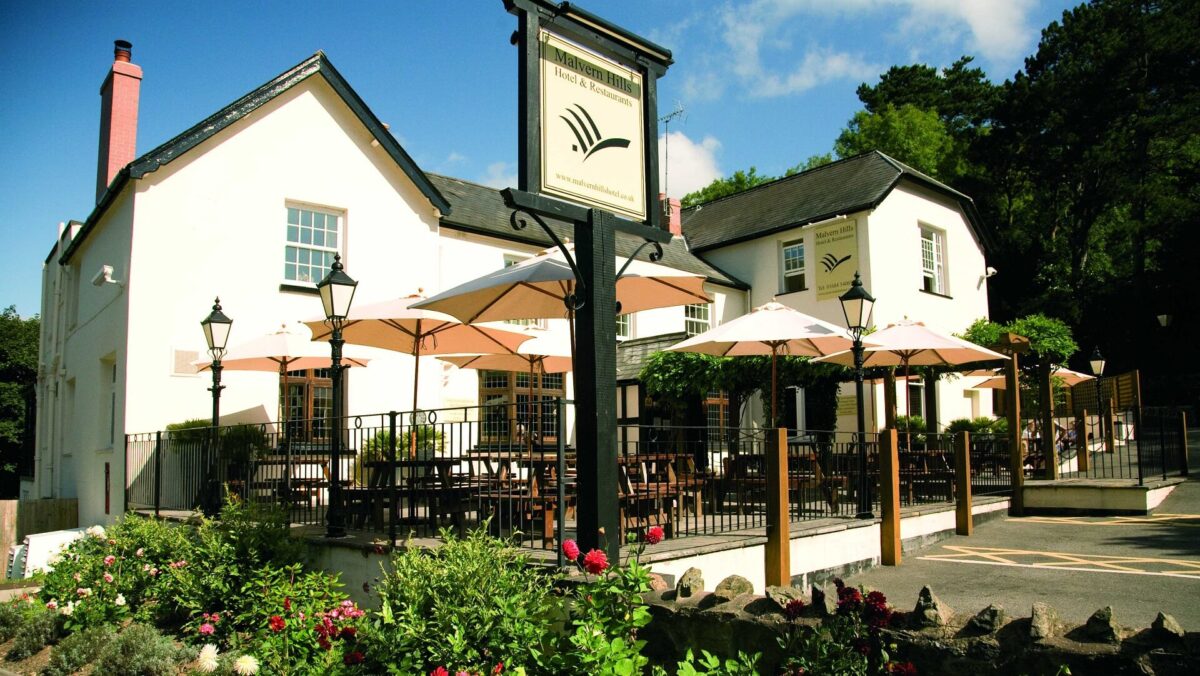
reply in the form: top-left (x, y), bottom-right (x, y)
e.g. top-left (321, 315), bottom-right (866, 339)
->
top-left (0, 306), bottom-right (39, 491)
top-left (680, 167), bottom-right (773, 208)
top-left (833, 104), bottom-right (959, 179)
top-left (856, 56), bottom-right (1000, 140)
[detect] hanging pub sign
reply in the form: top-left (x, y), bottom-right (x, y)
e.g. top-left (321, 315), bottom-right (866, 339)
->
top-left (814, 219), bottom-right (859, 301)
top-left (539, 30), bottom-right (646, 220)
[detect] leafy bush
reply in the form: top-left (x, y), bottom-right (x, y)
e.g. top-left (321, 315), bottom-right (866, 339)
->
top-left (893, 415), bottom-right (926, 433)
top-left (0, 598), bottom-right (24, 641)
top-left (43, 624), bottom-right (115, 676)
top-left (660, 649), bottom-right (761, 675)
top-left (93, 623), bottom-right (186, 676)
top-left (7, 604), bottom-right (59, 660)
top-left (363, 527), bottom-right (561, 674)
top-left (777, 579), bottom-right (915, 675)
top-left (945, 417), bottom-right (1005, 435)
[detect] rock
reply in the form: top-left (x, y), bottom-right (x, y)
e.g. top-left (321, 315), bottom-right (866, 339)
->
top-left (713, 575), bottom-right (754, 603)
top-left (765, 585), bottom-right (805, 611)
top-left (911, 585), bottom-right (953, 628)
top-left (1084, 606), bottom-right (1120, 643)
top-left (1151, 612), bottom-right (1185, 639)
top-left (676, 567), bottom-right (704, 598)
top-left (1030, 602), bottom-right (1059, 641)
top-left (811, 584), bottom-right (838, 617)
top-left (967, 604), bottom-right (1006, 634)
top-left (648, 573), bottom-right (669, 592)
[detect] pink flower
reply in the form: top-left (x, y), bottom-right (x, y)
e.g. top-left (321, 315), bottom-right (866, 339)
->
top-left (103, 572), bottom-right (114, 583)
top-left (431, 668), bottom-right (449, 676)
top-left (72, 573), bottom-right (81, 582)
top-left (45, 600), bottom-right (58, 610)
top-left (198, 623), bottom-right (215, 636)
top-left (582, 549), bottom-right (608, 575)
top-left (210, 613), bottom-right (221, 623)
top-left (283, 597), bottom-right (291, 612)
top-left (104, 555), bottom-right (116, 566)
top-left (645, 526), bottom-right (665, 545)
top-left (135, 548), bottom-right (145, 558)
top-left (562, 539), bottom-right (580, 561)
top-left (150, 568), bottom-right (159, 576)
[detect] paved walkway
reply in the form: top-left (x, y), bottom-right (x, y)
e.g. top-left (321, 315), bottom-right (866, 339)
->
top-left (844, 432), bottom-right (1200, 630)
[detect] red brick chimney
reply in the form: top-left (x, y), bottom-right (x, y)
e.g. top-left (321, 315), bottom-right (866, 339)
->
top-left (659, 193), bottom-right (682, 236)
top-left (96, 40), bottom-right (141, 202)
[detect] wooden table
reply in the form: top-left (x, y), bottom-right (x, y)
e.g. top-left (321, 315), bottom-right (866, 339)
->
top-left (342, 458), bottom-right (473, 532)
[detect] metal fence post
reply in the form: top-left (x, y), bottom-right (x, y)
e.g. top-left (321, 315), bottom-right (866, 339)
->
top-left (1181, 411), bottom-right (1190, 477)
top-left (1076, 409), bottom-right (1089, 473)
top-left (556, 398), bottom-right (566, 568)
top-left (154, 432), bottom-right (162, 518)
top-left (1159, 408), bottom-right (1168, 481)
top-left (955, 431), bottom-right (972, 536)
top-left (765, 427), bottom-right (790, 586)
top-left (388, 411), bottom-right (398, 547)
top-left (879, 428), bottom-right (900, 565)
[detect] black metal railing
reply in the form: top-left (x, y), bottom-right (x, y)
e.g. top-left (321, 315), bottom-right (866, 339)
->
top-left (968, 433), bottom-right (1012, 496)
top-left (896, 432), bottom-right (958, 506)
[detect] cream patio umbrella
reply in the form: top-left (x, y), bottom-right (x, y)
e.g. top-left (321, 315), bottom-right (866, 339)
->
top-left (411, 244), bottom-right (711, 324)
top-left (303, 293), bottom-right (533, 456)
top-left (194, 323), bottom-right (374, 443)
top-left (439, 327), bottom-right (573, 451)
top-left (815, 320), bottom-right (1008, 433)
top-left (972, 367), bottom-right (1094, 389)
top-left (666, 302), bottom-right (869, 425)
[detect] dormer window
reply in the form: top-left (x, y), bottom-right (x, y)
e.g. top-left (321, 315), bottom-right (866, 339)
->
top-left (780, 239), bottom-right (806, 293)
top-left (920, 226), bottom-right (946, 295)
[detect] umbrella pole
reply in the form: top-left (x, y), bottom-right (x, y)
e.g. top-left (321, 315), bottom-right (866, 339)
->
top-left (410, 320), bottom-right (422, 460)
top-left (771, 344), bottom-right (779, 428)
top-left (904, 359), bottom-right (912, 450)
top-left (279, 359), bottom-right (293, 516)
top-left (529, 358), bottom-right (536, 455)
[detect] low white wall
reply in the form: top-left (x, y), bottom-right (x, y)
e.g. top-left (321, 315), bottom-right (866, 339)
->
top-left (1023, 483), bottom-right (1177, 513)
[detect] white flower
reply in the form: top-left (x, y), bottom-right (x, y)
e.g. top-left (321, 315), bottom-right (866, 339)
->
top-left (61, 601), bottom-right (74, 616)
top-left (85, 525), bottom-right (106, 539)
top-left (135, 547), bottom-right (145, 558)
top-left (48, 553), bottom-right (62, 565)
top-left (233, 654), bottom-right (260, 675)
top-left (197, 644), bottom-right (220, 673)
top-left (114, 594), bottom-right (126, 606)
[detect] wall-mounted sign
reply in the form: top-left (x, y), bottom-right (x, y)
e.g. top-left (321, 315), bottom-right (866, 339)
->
top-left (814, 219), bottom-right (859, 301)
top-left (539, 30), bottom-right (646, 220)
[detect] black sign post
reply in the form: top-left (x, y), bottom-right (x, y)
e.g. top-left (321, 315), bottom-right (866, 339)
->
top-left (504, 0), bottom-right (673, 560)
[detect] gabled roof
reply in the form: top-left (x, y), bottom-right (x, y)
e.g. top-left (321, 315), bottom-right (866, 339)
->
top-left (61, 52), bottom-right (449, 264)
top-left (681, 150), bottom-right (992, 253)
top-left (426, 173), bottom-right (748, 290)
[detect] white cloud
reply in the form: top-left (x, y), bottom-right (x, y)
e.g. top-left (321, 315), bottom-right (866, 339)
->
top-left (901, 0), bottom-right (1038, 65)
top-left (478, 162), bottom-right (517, 190)
top-left (657, 131), bottom-right (722, 199)
top-left (444, 151), bottom-right (467, 165)
top-left (755, 47), bottom-right (880, 97)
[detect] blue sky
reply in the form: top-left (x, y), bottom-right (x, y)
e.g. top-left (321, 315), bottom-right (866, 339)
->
top-left (0, 0), bottom-right (1079, 317)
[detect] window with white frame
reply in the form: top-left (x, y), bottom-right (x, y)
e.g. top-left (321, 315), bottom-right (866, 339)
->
top-left (780, 239), bottom-right (806, 293)
top-left (615, 313), bottom-right (632, 340)
top-left (284, 206), bottom-right (342, 284)
top-left (920, 226), bottom-right (946, 295)
top-left (503, 254), bottom-right (546, 329)
top-left (684, 303), bottom-right (710, 337)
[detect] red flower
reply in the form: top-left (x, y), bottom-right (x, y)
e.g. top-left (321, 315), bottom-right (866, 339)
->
top-left (341, 626), bottom-right (358, 640)
top-left (888, 662), bottom-right (918, 676)
top-left (492, 662), bottom-right (504, 674)
top-left (268, 615), bottom-right (286, 633)
top-left (431, 668), bottom-right (449, 676)
top-left (317, 636), bottom-right (332, 651)
top-left (283, 597), bottom-right (291, 612)
top-left (344, 651), bottom-right (365, 666)
top-left (866, 590), bottom-right (887, 606)
top-left (582, 549), bottom-right (608, 574)
top-left (645, 526), bottom-right (664, 545)
top-left (562, 539), bottom-right (580, 561)
top-left (784, 598), bottom-right (806, 621)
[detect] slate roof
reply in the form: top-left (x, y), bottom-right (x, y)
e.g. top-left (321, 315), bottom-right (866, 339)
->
top-left (616, 332), bottom-right (688, 382)
top-left (427, 174), bottom-right (748, 289)
top-left (681, 150), bottom-right (991, 253)
top-left (61, 52), bottom-right (449, 264)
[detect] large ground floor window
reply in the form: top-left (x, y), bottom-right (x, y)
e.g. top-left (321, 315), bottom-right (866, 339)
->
top-left (282, 368), bottom-right (336, 442)
top-left (479, 370), bottom-right (565, 445)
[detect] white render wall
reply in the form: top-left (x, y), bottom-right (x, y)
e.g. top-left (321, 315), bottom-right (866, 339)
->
top-left (697, 184), bottom-right (995, 433)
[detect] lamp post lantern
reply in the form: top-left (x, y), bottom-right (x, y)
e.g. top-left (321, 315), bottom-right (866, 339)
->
top-left (839, 272), bottom-right (876, 519)
top-left (200, 298), bottom-right (232, 513)
top-left (317, 254), bottom-right (357, 538)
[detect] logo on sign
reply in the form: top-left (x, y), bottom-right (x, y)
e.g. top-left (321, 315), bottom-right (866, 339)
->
top-left (559, 104), bottom-right (630, 161)
top-left (820, 252), bottom-right (852, 272)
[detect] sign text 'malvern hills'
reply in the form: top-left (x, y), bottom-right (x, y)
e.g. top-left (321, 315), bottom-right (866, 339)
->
top-left (540, 30), bottom-right (646, 220)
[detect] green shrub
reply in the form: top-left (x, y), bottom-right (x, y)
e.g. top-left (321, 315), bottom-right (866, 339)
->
top-left (894, 415), bottom-right (926, 433)
top-left (363, 526), bottom-right (561, 674)
top-left (43, 624), bottom-right (115, 676)
top-left (7, 605), bottom-right (59, 661)
top-left (0, 599), bottom-right (23, 641)
top-left (93, 624), bottom-right (186, 676)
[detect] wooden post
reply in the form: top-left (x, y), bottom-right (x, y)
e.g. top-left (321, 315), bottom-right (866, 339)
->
top-left (1181, 411), bottom-right (1190, 477)
top-left (955, 431), bottom-right (972, 536)
top-left (883, 369), bottom-right (897, 430)
top-left (1038, 360), bottom-right (1058, 480)
top-left (1004, 348), bottom-right (1024, 515)
top-left (764, 427), bottom-right (791, 586)
top-left (879, 428), bottom-right (901, 565)
top-left (1076, 409), bottom-right (1089, 472)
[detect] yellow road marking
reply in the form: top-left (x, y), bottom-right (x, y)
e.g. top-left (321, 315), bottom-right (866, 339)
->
top-left (919, 545), bottom-right (1200, 579)
top-left (1020, 513), bottom-right (1200, 527)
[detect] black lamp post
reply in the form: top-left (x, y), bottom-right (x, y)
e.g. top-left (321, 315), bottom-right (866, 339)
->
top-left (839, 272), bottom-right (876, 519)
top-left (200, 298), bottom-right (232, 513)
top-left (1090, 345), bottom-right (1106, 439)
top-left (317, 254), bottom-right (357, 538)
